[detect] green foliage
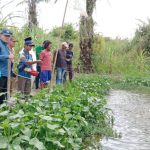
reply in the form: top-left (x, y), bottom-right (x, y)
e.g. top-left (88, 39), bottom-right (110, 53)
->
top-left (92, 32), bottom-right (150, 77)
top-left (0, 76), bottom-right (113, 149)
top-left (51, 24), bottom-right (78, 41)
top-left (92, 35), bottom-right (105, 72)
top-left (110, 75), bottom-right (150, 94)
top-left (132, 19), bottom-right (150, 56)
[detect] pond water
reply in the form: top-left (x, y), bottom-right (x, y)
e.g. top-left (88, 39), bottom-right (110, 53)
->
top-left (88, 90), bottom-right (150, 150)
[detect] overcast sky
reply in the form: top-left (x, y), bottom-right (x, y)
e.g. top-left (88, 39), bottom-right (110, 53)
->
top-left (1, 0), bottom-right (150, 39)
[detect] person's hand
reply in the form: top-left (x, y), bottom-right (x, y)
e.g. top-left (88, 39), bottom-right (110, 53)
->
top-left (9, 53), bottom-right (14, 60)
top-left (24, 68), bottom-right (32, 72)
top-left (34, 60), bottom-right (42, 64)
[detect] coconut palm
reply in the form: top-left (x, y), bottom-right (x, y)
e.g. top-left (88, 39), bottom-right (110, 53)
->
top-left (26, 0), bottom-right (57, 29)
top-left (79, 0), bottom-right (96, 73)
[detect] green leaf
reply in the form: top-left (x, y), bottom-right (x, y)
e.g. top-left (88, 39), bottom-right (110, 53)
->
top-left (60, 107), bottom-right (71, 113)
top-left (10, 122), bottom-right (20, 128)
top-left (12, 137), bottom-right (21, 145)
top-left (50, 140), bottom-right (65, 148)
top-left (36, 107), bottom-right (42, 113)
top-left (13, 144), bottom-right (22, 150)
top-left (0, 135), bottom-right (8, 149)
top-left (0, 110), bottom-right (9, 116)
top-left (29, 138), bottom-right (46, 150)
top-left (47, 124), bottom-right (59, 130)
top-left (57, 128), bottom-right (65, 135)
top-left (41, 115), bottom-right (53, 121)
top-left (20, 135), bottom-right (30, 142)
top-left (21, 128), bottom-right (31, 138)
top-left (9, 110), bottom-right (24, 119)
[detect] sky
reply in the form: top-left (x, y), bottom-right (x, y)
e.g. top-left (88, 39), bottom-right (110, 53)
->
top-left (1, 0), bottom-right (150, 39)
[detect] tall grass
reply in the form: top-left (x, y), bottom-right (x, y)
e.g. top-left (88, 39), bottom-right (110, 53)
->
top-left (92, 36), bottom-right (150, 78)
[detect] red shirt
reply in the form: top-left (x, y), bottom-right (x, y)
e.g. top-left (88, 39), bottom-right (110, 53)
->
top-left (40, 50), bottom-right (52, 71)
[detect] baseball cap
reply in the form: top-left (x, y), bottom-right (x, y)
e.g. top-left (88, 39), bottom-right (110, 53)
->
top-left (1, 29), bottom-right (12, 36)
top-left (24, 37), bottom-right (35, 46)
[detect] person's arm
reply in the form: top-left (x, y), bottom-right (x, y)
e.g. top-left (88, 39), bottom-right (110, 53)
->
top-left (25, 61), bottom-right (37, 65)
top-left (39, 51), bottom-right (44, 64)
top-left (0, 45), bottom-right (9, 61)
top-left (0, 55), bottom-right (9, 60)
top-left (0, 47), bottom-right (14, 61)
top-left (21, 53), bottom-right (41, 65)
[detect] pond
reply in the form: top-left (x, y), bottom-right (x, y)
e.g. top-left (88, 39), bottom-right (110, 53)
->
top-left (88, 90), bottom-right (150, 150)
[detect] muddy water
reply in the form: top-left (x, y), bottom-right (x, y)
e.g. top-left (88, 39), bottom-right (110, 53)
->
top-left (92, 90), bottom-right (150, 150)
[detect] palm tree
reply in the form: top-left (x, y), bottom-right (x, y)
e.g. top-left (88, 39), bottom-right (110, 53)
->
top-left (79, 0), bottom-right (96, 73)
top-left (27, 0), bottom-right (56, 30)
top-left (28, 0), bottom-right (38, 29)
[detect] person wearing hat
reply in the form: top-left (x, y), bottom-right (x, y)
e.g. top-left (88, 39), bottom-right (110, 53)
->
top-left (17, 37), bottom-right (40, 97)
top-left (0, 29), bottom-right (14, 104)
top-left (53, 42), bottom-right (68, 84)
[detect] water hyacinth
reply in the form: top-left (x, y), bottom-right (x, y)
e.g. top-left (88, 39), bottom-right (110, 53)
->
top-left (0, 76), bottom-right (113, 149)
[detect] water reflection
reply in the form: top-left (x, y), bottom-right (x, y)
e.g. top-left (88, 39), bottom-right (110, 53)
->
top-left (90, 90), bottom-right (150, 150)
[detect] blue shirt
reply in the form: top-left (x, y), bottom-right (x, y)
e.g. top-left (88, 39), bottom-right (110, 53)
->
top-left (18, 49), bottom-right (33, 79)
top-left (0, 39), bottom-right (10, 77)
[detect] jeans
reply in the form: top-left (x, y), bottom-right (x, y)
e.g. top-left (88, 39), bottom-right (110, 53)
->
top-left (56, 67), bottom-right (66, 84)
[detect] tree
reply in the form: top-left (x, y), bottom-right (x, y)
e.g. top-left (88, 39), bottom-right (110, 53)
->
top-left (51, 24), bottom-right (78, 40)
top-left (27, 0), bottom-right (54, 30)
top-left (132, 19), bottom-right (150, 56)
top-left (79, 0), bottom-right (96, 73)
top-left (28, 0), bottom-right (38, 29)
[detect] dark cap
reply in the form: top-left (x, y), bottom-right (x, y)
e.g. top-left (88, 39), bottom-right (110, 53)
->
top-left (24, 37), bottom-right (35, 46)
top-left (1, 29), bottom-right (12, 36)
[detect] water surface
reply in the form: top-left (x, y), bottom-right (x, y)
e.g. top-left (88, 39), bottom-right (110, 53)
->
top-left (89, 90), bottom-right (150, 150)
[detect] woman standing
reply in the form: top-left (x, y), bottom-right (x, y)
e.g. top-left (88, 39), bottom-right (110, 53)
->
top-left (39, 40), bottom-right (52, 89)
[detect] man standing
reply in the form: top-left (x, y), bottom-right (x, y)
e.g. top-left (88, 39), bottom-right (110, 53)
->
top-left (66, 43), bottom-right (74, 81)
top-left (17, 37), bottom-right (39, 97)
top-left (8, 37), bottom-right (17, 94)
top-left (53, 42), bottom-right (68, 84)
top-left (35, 41), bottom-right (45, 89)
top-left (0, 29), bottom-right (13, 104)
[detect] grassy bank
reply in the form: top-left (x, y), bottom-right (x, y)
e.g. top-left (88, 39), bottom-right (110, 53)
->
top-left (107, 75), bottom-right (150, 94)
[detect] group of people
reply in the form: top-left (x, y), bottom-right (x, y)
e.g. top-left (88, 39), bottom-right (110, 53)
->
top-left (0, 29), bottom-right (74, 104)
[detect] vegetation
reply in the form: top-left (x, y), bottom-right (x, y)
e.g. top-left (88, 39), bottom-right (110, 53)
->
top-left (0, 76), bottom-right (113, 149)
top-left (1, 0), bottom-right (150, 149)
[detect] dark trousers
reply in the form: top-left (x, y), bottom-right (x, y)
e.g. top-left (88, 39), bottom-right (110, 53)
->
top-left (35, 65), bottom-right (41, 89)
top-left (67, 64), bottom-right (73, 81)
top-left (0, 76), bottom-right (7, 104)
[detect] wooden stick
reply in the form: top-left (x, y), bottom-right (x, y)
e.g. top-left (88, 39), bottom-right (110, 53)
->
top-left (7, 58), bottom-right (11, 101)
